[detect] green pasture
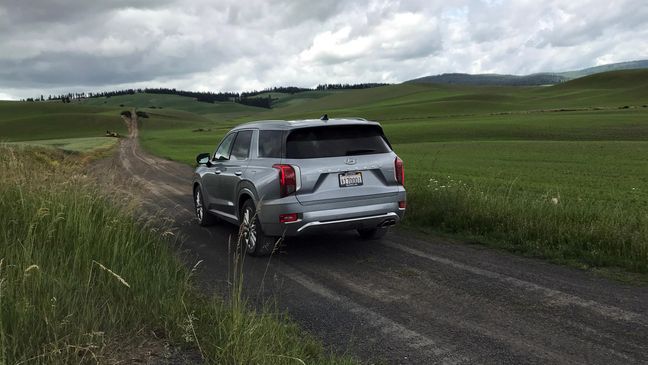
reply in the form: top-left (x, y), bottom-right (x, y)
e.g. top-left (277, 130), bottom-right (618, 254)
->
top-left (2, 69), bottom-right (648, 272)
top-left (0, 101), bottom-right (126, 141)
top-left (81, 92), bottom-right (263, 116)
top-left (400, 140), bottom-right (648, 207)
top-left (7, 136), bottom-right (119, 152)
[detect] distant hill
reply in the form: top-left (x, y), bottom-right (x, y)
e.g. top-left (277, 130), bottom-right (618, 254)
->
top-left (407, 59), bottom-right (648, 86)
top-left (552, 68), bottom-right (648, 90)
top-left (557, 60), bottom-right (648, 79)
top-left (406, 73), bottom-right (566, 86)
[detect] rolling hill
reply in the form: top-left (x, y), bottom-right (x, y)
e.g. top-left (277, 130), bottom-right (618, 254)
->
top-left (557, 59), bottom-right (648, 79)
top-left (407, 59), bottom-right (648, 86)
top-left (0, 101), bottom-right (126, 142)
top-left (406, 72), bottom-right (567, 86)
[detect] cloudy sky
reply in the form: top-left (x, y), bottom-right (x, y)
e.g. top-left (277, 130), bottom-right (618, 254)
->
top-left (1, 0), bottom-right (647, 99)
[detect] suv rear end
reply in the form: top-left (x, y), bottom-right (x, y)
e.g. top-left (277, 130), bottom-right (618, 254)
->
top-left (258, 121), bottom-right (406, 238)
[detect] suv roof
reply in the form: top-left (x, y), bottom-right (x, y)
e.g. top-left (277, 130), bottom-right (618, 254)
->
top-left (232, 118), bottom-right (381, 131)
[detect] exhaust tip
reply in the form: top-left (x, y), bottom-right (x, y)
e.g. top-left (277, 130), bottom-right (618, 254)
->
top-left (379, 219), bottom-right (397, 228)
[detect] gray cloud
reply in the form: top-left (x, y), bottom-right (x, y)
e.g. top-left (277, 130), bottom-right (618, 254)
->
top-left (1, 0), bottom-right (647, 99)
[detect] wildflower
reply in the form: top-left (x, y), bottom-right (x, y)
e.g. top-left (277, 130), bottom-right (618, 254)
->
top-left (551, 197), bottom-right (559, 205)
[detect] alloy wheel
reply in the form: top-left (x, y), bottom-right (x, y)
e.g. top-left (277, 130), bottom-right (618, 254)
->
top-left (195, 189), bottom-right (203, 222)
top-left (242, 207), bottom-right (257, 252)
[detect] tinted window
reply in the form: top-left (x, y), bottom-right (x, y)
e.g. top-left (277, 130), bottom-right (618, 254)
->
top-left (258, 130), bottom-right (283, 158)
top-left (214, 133), bottom-right (236, 161)
top-left (286, 125), bottom-right (390, 159)
top-left (230, 130), bottom-right (253, 161)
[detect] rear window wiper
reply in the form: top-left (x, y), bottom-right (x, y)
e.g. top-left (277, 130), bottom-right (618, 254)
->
top-left (345, 149), bottom-right (376, 156)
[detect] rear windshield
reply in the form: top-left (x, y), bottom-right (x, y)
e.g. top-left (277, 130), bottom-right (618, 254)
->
top-left (286, 125), bottom-right (391, 159)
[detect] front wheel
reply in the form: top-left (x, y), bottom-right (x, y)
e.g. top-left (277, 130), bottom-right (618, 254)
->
top-left (240, 200), bottom-right (278, 256)
top-left (357, 227), bottom-right (389, 240)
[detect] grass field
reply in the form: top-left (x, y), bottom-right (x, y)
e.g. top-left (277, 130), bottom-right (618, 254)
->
top-left (0, 101), bottom-right (126, 141)
top-left (0, 146), bottom-right (354, 364)
top-left (2, 69), bottom-right (647, 273)
top-left (81, 92), bottom-right (263, 116)
top-left (134, 70), bottom-right (648, 273)
top-left (7, 136), bottom-right (119, 152)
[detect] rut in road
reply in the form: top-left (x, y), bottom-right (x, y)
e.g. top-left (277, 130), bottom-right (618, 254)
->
top-left (99, 116), bottom-right (648, 364)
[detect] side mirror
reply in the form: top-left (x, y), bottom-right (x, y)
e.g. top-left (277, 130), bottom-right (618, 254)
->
top-left (196, 152), bottom-right (210, 165)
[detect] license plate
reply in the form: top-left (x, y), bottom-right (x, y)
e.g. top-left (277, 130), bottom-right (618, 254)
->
top-left (339, 171), bottom-right (363, 187)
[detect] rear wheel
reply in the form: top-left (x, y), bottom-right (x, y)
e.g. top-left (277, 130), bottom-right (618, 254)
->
top-left (240, 200), bottom-right (277, 256)
top-left (194, 186), bottom-right (217, 226)
top-left (358, 227), bottom-right (389, 240)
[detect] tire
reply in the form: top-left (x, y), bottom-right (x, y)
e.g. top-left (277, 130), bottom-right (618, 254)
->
top-left (357, 227), bottom-right (389, 240)
top-left (240, 199), bottom-right (277, 256)
top-left (194, 186), bottom-right (217, 226)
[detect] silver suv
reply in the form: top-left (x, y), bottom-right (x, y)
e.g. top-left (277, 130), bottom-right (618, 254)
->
top-left (192, 118), bottom-right (406, 256)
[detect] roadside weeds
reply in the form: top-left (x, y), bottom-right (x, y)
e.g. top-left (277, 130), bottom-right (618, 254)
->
top-left (405, 175), bottom-right (648, 276)
top-left (0, 145), bottom-right (356, 364)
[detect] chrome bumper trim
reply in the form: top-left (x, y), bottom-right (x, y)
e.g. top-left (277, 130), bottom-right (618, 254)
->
top-left (296, 212), bottom-right (399, 233)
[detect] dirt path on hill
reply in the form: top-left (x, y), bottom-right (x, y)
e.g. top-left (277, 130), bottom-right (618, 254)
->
top-left (96, 114), bottom-right (648, 364)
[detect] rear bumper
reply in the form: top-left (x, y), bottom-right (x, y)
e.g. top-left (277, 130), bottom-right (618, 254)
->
top-left (295, 211), bottom-right (400, 233)
top-left (258, 191), bottom-right (406, 236)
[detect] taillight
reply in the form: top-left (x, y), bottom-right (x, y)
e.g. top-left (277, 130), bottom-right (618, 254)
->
top-left (273, 164), bottom-right (297, 197)
top-left (395, 157), bottom-right (404, 185)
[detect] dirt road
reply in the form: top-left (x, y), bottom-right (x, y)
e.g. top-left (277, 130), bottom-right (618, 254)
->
top-left (104, 119), bottom-right (648, 364)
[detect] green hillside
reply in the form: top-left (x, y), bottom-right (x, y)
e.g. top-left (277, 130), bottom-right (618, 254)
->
top-left (81, 92), bottom-right (264, 116)
top-left (7, 137), bottom-right (118, 152)
top-left (0, 101), bottom-right (126, 142)
top-left (404, 59), bottom-right (648, 86)
top-left (115, 69), bottom-right (648, 166)
top-left (250, 90), bottom-right (337, 108)
top-left (2, 69), bottom-right (647, 272)
top-left (557, 59), bottom-right (648, 79)
top-left (255, 70), bottom-right (648, 122)
top-left (555, 68), bottom-right (648, 89)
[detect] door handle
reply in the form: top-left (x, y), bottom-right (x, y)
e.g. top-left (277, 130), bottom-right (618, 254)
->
top-left (214, 169), bottom-right (221, 174)
top-left (235, 171), bottom-right (242, 176)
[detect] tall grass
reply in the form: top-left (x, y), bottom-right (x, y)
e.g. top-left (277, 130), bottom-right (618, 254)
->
top-left (0, 146), bottom-right (354, 364)
top-left (405, 176), bottom-right (648, 273)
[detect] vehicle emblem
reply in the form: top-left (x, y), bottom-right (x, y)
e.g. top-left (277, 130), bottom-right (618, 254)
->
top-left (345, 158), bottom-right (357, 165)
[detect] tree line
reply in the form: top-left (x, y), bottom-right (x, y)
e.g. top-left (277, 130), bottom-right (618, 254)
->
top-left (21, 83), bottom-right (390, 108)
top-left (315, 83), bottom-right (390, 90)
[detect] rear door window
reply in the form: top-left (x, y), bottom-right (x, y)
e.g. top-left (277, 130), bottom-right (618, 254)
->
top-left (286, 125), bottom-right (390, 159)
top-left (230, 130), bottom-right (253, 161)
top-left (258, 130), bottom-right (283, 158)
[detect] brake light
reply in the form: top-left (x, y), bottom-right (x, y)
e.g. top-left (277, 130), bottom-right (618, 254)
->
top-left (273, 164), bottom-right (297, 197)
top-left (279, 213), bottom-right (298, 223)
top-left (399, 201), bottom-right (407, 209)
top-left (395, 157), bottom-right (404, 185)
